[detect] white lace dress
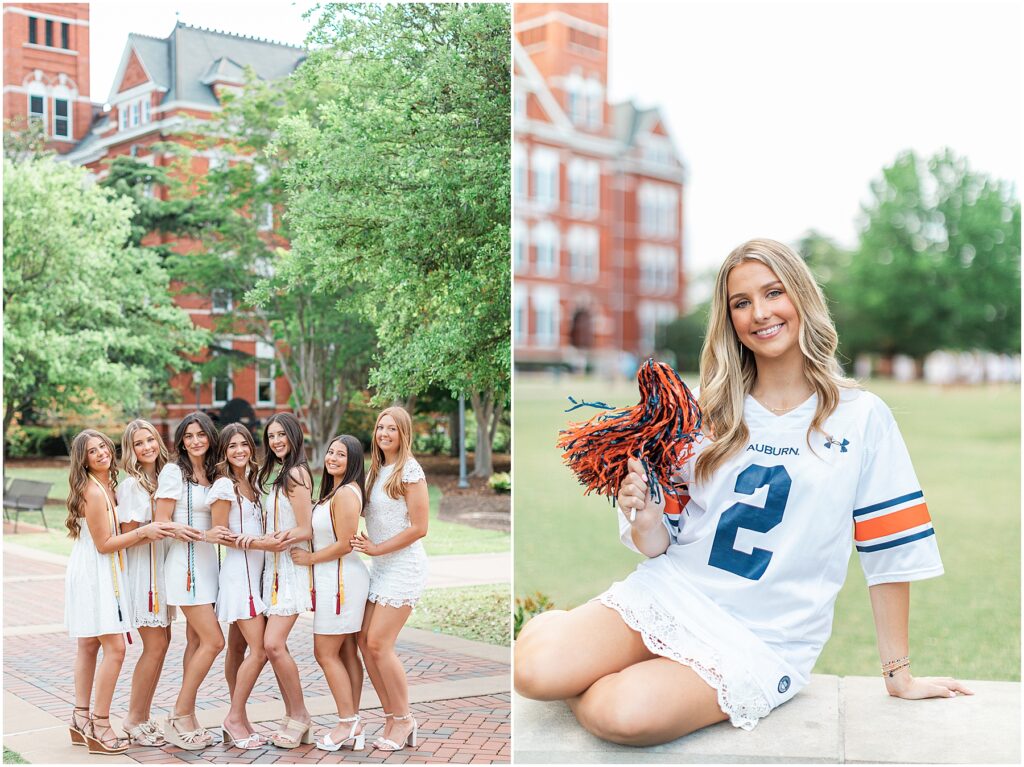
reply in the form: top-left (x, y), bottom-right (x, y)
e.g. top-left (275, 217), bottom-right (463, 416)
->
top-left (157, 464), bottom-right (218, 606)
top-left (209, 477), bottom-right (267, 623)
top-left (311, 485), bottom-right (370, 634)
top-left (65, 482), bottom-right (132, 638)
top-left (262, 484), bottom-right (312, 616)
top-left (365, 460), bottom-right (428, 608)
top-left (115, 476), bottom-right (175, 628)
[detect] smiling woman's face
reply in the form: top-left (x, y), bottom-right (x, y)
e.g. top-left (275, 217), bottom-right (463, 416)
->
top-left (132, 428), bottom-right (160, 466)
top-left (324, 440), bottom-right (348, 478)
top-left (182, 422), bottom-right (209, 459)
top-left (85, 437), bottom-right (112, 473)
top-left (727, 260), bottom-right (801, 364)
top-left (375, 414), bottom-right (399, 455)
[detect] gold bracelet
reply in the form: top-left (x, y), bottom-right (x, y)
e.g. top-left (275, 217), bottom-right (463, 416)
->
top-left (881, 655), bottom-right (909, 670)
top-left (883, 661), bottom-right (911, 678)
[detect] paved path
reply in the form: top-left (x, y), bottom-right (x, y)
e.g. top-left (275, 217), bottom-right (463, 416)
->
top-left (515, 676), bottom-right (1021, 763)
top-left (2, 543), bottom-right (510, 764)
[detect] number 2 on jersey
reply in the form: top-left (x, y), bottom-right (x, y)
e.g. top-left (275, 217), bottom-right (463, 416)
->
top-left (708, 464), bottom-right (791, 580)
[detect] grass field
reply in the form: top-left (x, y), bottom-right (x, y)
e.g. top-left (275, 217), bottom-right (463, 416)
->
top-left (407, 584), bottom-right (510, 646)
top-left (514, 374), bottom-right (1021, 681)
top-left (4, 471), bottom-right (508, 558)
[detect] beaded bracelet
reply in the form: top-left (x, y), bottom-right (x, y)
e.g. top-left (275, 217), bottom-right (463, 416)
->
top-left (882, 657), bottom-right (911, 678)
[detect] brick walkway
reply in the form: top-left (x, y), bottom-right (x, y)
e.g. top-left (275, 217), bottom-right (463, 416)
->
top-left (2, 546), bottom-right (510, 764)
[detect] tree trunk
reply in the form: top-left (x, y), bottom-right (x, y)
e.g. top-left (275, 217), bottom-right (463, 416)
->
top-left (469, 390), bottom-right (494, 477)
top-left (448, 409), bottom-right (460, 458)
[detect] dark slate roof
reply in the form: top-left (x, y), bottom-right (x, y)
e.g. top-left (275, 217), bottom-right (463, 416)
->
top-left (129, 22), bottom-right (305, 108)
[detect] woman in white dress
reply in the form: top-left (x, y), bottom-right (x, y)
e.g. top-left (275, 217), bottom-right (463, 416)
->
top-left (115, 419), bottom-right (199, 746)
top-left (351, 407), bottom-right (429, 752)
top-left (209, 423), bottom-right (270, 749)
top-left (155, 412), bottom-right (235, 750)
top-left (65, 429), bottom-right (174, 755)
top-left (255, 412), bottom-right (314, 748)
top-left (290, 434), bottom-right (370, 752)
top-left (515, 239), bottom-right (972, 745)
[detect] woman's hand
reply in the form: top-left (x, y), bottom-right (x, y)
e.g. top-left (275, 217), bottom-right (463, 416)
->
top-left (290, 548), bottom-right (313, 566)
top-left (617, 457), bottom-right (664, 530)
top-left (236, 534), bottom-right (258, 550)
top-left (885, 672), bottom-right (974, 700)
top-left (204, 525), bottom-right (236, 546)
top-left (350, 533), bottom-right (380, 556)
top-left (138, 521), bottom-right (175, 541)
top-left (170, 522), bottom-right (203, 542)
top-left (263, 530), bottom-right (294, 553)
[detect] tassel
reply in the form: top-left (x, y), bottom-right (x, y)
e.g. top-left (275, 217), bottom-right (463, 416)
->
top-left (186, 569), bottom-right (192, 592)
top-left (126, 632), bottom-right (133, 645)
top-left (153, 593), bottom-right (159, 613)
top-left (336, 592), bottom-right (341, 615)
top-left (271, 572), bottom-right (279, 606)
top-left (557, 359), bottom-right (702, 505)
top-left (249, 595), bottom-right (256, 618)
top-left (148, 590), bottom-right (154, 612)
top-left (311, 588), bottom-right (317, 611)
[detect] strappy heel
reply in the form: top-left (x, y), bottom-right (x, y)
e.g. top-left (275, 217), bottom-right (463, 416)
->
top-left (69, 706), bottom-right (90, 746)
top-left (269, 717), bottom-right (313, 749)
top-left (221, 722), bottom-right (267, 750)
top-left (123, 718), bottom-right (165, 746)
top-left (375, 712), bottom-right (417, 752)
top-left (316, 714), bottom-right (364, 752)
top-left (371, 712), bottom-right (394, 749)
top-left (164, 713), bottom-right (212, 751)
top-left (84, 714), bottom-right (130, 755)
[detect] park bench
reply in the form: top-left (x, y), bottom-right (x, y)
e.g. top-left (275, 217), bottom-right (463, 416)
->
top-left (2, 479), bottom-right (54, 533)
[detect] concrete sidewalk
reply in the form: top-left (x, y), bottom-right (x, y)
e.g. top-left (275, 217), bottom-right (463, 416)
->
top-left (2, 542), bottom-right (511, 764)
top-left (514, 675), bottom-right (1021, 764)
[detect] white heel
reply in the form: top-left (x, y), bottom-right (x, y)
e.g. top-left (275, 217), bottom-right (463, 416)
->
top-left (316, 714), bottom-right (363, 752)
top-left (376, 713), bottom-right (417, 752)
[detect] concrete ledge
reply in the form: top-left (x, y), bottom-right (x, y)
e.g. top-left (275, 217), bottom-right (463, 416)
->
top-left (514, 674), bottom-right (1021, 764)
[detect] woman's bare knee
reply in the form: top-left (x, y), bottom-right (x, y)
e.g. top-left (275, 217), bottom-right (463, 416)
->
top-left (513, 611), bottom-right (574, 700)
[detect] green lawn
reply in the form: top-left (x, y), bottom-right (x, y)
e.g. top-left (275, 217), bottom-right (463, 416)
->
top-left (407, 584), bottom-right (510, 646)
top-left (2, 747), bottom-right (27, 764)
top-left (4, 472), bottom-right (508, 558)
top-left (514, 374), bottom-right (1021, 681)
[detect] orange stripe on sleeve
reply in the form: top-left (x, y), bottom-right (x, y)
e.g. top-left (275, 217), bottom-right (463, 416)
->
top-left (854, 503), bottom-right (931, 541)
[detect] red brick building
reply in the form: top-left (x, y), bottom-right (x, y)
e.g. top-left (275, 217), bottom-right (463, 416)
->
top-left (4, 4), bottom-right (305, 438)
top-left (513, 3), bottom-right (686, 373)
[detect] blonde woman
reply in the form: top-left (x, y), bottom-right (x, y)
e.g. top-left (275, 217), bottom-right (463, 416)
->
top-left (351, 407), bottom-right (429, 752)
top-left (116, 420), bottom-right (199, 746)
top-left (515, 239), bottom-right (972, 746)
top-left (209, 423), bottom-right (269, 749)
top-left (64, 430), bottom-right (175, 754)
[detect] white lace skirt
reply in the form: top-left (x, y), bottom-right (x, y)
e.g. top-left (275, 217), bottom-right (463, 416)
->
top-left (124, 538), bottom-right (175, 628)
top-left (262, 545), bottom-right (312, 617)
top-left (368, 541), bottom-right (427, 609)
top-left (597, 561), bottom-right (797, 730)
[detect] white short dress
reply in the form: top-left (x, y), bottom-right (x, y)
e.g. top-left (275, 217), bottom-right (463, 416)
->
top-left (115, 476), bottom-right (175, 628)
top-left (209, 477), bottom-right (267, 623)
top-left (262, 484), bottom-right (312, 616)
top-left (311, 485), bottom-right (370, 634)
top-left (365, 459), bottom-right (428, 609)
top-left (157, 463), bottom-right (218, 606)
top-left (65, 481), bottom-right (133, 638)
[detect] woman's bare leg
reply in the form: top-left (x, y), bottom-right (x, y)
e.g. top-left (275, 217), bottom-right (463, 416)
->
top-left (225, 622), bottom-right (246, 697)
top-left (124, 626), bottom-right (169, 730)
top-left (514, 602), bottom-right (654, 700)
top-left (74, 637), bottom-right (101, 709)
top-left (264, 615), bottom-right (308, 727)
top-left (174, 605), bottom-right (224, 731)
top-left (340, 635), bottom-right (364, 710)
top-left (357, 602), bottom-right (391, 733)
top-left (314, 634), bottom-right (361, 743)
top-left (361, 603), bottom-right (413, 744)
top-left (224, 616), bottom-right (268, 736)
top-left (93, 634), bottom-right (127, 717)
top-left (569, 658), bottom-right (727, 745)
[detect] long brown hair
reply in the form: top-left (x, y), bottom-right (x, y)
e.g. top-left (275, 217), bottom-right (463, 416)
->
top-left (120, 419), bottom-right (169, 494)
top-left (172, 412), bottom-right (219, 484)
top-left (695, 239), bottom-right (858, 483)
top-left (65, 429), bottom-right (118, 538)
top-left (257, 413), bottom-right (311, 497)
top-left (366, 407), bottom-right (415, 500)
top-left (317, 435), bottom-right (367, 511)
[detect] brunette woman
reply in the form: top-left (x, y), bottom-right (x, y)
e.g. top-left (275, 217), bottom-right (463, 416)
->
top-left (209, 423), bottom-right (269, 749)
top-left (65, 430), bottom-right (174, 754)
top-left (256, 412), bottom-right (314, 748)
top-left (290, 435), bottom-right (370, 751)
top-left (351, 407), bottom-right (429, 752)
top-left (155, 412), bottom-right (235, 750)
top-left (116, 420), bottom-right (199, 746)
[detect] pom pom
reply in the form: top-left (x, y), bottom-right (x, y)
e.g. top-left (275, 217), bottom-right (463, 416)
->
top-left (557, 359), bottom-right (702, 503)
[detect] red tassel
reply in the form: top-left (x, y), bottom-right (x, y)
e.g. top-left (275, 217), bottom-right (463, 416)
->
top-left (336, 592), bottom-right (341, 615)
top-left (186, 571), bottom-right (192, 592)
top-left (148, 590), bottom-right (154, 612)
top-left (126, 632), bottom-right (133, 645)
top-left (249, 595), bottom-right (256, 618)
top-left (311, 588), bottom-right (317, 611)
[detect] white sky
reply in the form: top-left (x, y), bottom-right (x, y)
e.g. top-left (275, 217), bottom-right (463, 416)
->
top-left (86, 1), bottom-right (318, 101)
top-left (607, 1), bottom-right (1022, 294)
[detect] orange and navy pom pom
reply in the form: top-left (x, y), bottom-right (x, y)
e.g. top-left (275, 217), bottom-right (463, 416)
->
top-left (556, 359), bottom-right (702, 504)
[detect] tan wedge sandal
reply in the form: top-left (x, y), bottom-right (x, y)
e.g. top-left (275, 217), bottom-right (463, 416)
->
top-left (69, 706), bottom-right (90, 746)
top-left (269, 717), bottom-right (313, 749)
top-left (163, 713), bottom-right (213, 751)
top-left (84, 715), bottom-right (130, 755)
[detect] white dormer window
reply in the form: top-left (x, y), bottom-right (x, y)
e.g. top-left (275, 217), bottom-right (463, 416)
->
top-left (566, 70), bottom-right (585, 125)
top-left (142, 98), bottom-right (151, 124)
top-left (130, 101), bottom-right (139, 127)
top-left (118, 106), bottom-right (127, 131)
top-left (585, 77), bottom-right (603, 128)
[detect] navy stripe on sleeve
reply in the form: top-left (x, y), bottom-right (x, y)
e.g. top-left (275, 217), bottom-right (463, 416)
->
top-left (855, 527), bottom-right (935, 553)
top-left (852, 490), bottom-right (924, 518)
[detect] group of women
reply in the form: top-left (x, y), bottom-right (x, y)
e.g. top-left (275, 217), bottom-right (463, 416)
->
top-left (63, 406), bottom-right (430, 755)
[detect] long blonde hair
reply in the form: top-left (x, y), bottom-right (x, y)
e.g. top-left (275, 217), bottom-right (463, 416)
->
top-left (366, 406), bottom-right (414, 500)
top-left (65, 429), bottom-right (118, 538)
top-left (695, 238), bottom-right (857, 483)
top-left (120, 419), bottom-right (169, 495)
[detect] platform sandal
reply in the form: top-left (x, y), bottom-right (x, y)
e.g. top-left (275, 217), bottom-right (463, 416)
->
top-left (123, 718), bottom-right (165, 746)
top-left (84, 714), bottom-right (130, 755)
top-left (269, 717), bottom-right (313, 749)
top-left (69, 706), bottom-right (90, 746)
top-left (221, 721), bottom-right (267, 750)
top-left (316, 714), bottom-right (364, 752)
top-left (163, 713), bottom-right (212, 751)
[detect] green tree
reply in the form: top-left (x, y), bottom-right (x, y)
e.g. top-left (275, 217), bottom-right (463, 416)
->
top-left (3, 157), bottom-right (204, 432)
top-left (274, 3), bottom-right (510, 475)
top-left (173, 73), bottom-right (377, 467)
top-left (841, 150), bottom-right (1020, 359)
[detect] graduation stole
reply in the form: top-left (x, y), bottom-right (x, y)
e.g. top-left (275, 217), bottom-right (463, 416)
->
top-left (311, 487), bottom-right (347, 615)
top-left (270, 488), bottom-right (280, 606)
top-left (185, 482), bottom-right (197, 596)
top-left (238, 482), bottom-right (258, 618)
top-left (148, 495), bottom-right (159, 614)
top-left (88, 474), bottom-right (131, 645)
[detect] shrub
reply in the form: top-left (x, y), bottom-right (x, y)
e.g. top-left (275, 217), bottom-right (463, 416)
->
top-left (514, 591), bottom-right (556, 639)
top-left (488, 472), bottom-right (511, 493)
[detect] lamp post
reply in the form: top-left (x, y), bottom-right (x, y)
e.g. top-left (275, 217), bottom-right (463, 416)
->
top-left (458, 394), bottom-right (469, 489)
top-left (192, 370), bottom-right (202, 410)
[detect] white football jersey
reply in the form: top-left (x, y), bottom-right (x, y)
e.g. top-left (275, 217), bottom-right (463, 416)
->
top-left (618, 388), bottom-right (943, 696)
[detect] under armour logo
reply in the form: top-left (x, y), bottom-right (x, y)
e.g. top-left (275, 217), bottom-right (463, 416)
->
top-left (825, 437), bottom-right (850, 453)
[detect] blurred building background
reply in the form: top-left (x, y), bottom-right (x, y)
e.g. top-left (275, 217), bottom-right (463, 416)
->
top-left (4, 2), bottom-right (302, 440)
top-left (513, 2), bottom-right (685, 375)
